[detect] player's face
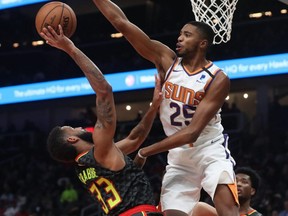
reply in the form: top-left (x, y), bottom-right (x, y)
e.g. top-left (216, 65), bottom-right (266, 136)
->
top-left (61, 126), bottom-right (94, 144)
top-left (236, 173), bottom-right (255, 202)
top-left (176, 24), bottom-right (203, 57)
top-left (78, 130), bottom-right (93, 144)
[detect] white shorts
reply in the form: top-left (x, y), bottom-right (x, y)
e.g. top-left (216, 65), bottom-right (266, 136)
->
top-left (160, 134), bottom-right (236, 215)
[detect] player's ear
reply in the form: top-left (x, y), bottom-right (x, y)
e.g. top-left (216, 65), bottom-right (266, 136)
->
top-left (67, 136), bottom-right (79, 144)
top-left (200, 39), bottom-right (208, 49)
top-left (251, 187), bottom-right (256, 196)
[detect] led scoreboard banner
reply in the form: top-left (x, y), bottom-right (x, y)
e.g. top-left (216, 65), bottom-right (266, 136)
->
top-left (0, 53), bottom-right (288, 105)
top-left (0, 0), bottom-right (48, 10)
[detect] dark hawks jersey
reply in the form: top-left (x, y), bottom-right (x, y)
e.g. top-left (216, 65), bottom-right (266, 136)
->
top-left (75, 148), bottom-right (156, 216)
top-left (240, 209), bottom-right (263, 216)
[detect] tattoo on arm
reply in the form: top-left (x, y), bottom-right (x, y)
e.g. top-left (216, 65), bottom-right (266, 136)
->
top-left (70, 47), bottom-right (107, 91)
top-left (69, 46), bottom-right (116, 131)
top-left (95, 99), bottom-right (114, 128)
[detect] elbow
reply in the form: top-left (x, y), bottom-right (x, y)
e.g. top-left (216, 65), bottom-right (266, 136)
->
top-left (113, 18), bottom-right (131, 33)
top-left (125, 138), bottom-right (142, 155)
top-left (183, 130), bottom-right (200, 144)
top-left (130, 143), bottom-right (140, 153)
top-left (106, 83), bottom-right (113, 93)
top-left (98, 82), bottom-right (112, 95)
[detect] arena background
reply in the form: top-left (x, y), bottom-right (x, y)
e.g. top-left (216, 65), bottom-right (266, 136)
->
top-left (0, 0), bottom-right (288, 215)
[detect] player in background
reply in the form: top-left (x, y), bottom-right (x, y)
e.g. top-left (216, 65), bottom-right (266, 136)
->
top-left (235, 167), bottom-right (263, 216)
top-left (41, 25), bottom-right (163, 216)
top-left (91, 0), bottom-right (239, 216)
top-left (188, 167), bottom-right (263, 216)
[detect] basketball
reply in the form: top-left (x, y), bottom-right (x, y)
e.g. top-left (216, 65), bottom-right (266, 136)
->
top-left (35, 1), bottom-right (77, 38)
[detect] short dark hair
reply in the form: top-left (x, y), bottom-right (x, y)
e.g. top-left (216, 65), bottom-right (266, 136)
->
top-left (47, 126), bottom-right (77, 163)
top-left (235, 167), bottom-right (261, 192)
top-left (186, 21), bottom-right (215, 48)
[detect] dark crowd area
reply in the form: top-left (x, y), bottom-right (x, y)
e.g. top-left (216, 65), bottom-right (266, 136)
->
top-left (0, 0), bottom-right (288, 215)
top-left (1, 104), bottom-right (288, 216)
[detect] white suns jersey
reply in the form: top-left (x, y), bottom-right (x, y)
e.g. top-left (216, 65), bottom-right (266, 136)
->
top-left (159, 58), bottom-right (226, 148)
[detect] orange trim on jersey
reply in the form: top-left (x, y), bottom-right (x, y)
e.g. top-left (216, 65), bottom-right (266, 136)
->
top-left (164, 58), bottom-right (180, 82)
top-left (204, 76), bottom-right (213, 91)
top-left (75, 150), bottom-right (89, 162)
top-left (203, 68), bottom-right (222, 91)
top-left (240, 209), bottom-right (257, 216)
top-left (119, 205), bottom-right (160, 216)
top-left (183, 61), bottom-right (213, 76)
top-left (228, 181), bottom-right (239, 206)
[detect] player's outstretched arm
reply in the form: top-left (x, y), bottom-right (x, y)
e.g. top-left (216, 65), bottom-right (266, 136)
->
top-left (40, 25), bottom-right (110, 96)
top-left (92, 0), bottom-right (175, 79)
top-left (41, 25), bottom-right (118, 168)
top-left (116, 74), bottom-right (162, 155)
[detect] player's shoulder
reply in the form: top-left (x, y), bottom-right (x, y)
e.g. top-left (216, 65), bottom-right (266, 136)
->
top-left (211, 64), bottom-right (230, 82)
top-left (212, 68), bottom-right (230, 85)
top-left (253, 211), bottom-right (263, 216)
top-left (241, 210), bottom-right (263, 216)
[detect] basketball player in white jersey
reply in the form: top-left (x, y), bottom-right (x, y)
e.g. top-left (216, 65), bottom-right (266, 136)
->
top-left (91, 0), bottom-right (239, 216)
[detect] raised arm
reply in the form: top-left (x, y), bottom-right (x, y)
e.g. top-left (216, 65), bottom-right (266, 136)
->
top-left (40, 25), bottom-right (111, 97)
top-left (115, 74), bottom-right (162, 155)
top-left (92, 0), bottom-right (176, 80)
top-left (41, 26), bottom-right (118, 167)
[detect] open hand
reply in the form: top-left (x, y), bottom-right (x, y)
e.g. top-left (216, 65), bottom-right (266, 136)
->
top-left (40, 25), bottom-right (74, 52)
top-left (151, 74), bottom-right (163, 108)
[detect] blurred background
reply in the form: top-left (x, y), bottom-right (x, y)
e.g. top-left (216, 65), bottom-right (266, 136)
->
top-left (0, 0), bottom-right (288, 215)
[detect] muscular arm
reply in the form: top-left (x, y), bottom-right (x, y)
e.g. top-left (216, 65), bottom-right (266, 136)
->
top-left (139, 72), bottom-right (230, 157)
top-left (92, 0), bottom-right (176, 80)
top-left (116, 75), bottom-right (162, 155)
top-left (41, 25), bottom-right (110, 97)
top-left (65, 44), bottom-right (117, 155)
top-left (41, 26), bottom-right (119, 168)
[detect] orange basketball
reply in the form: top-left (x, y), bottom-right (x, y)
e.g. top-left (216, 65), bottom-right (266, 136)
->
top-left (35, 1), bottom-right (77, 38)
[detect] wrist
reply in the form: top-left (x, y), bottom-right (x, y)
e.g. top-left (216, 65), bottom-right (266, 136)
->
top-left (138, 149), bottom-right (147, 159)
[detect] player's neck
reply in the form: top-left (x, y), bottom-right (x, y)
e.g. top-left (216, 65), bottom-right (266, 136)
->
top-left (239, 201), bottom-right (253, 215)
top-left (75, 142), bottom-right (93, 154)
top-left (182, 57), bottom-right (209, 72)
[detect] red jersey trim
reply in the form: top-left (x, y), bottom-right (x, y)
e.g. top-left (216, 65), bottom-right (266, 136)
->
top-left (119, 204), bottom-right (161, 216)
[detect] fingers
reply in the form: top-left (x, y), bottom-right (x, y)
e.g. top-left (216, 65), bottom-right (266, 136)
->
top-left (154, 74), bottom-right (160, 84)
top-left (154, 74), bottom-right (162, 99)
top-left (39, 31), bottom-right (49, 43)
top-left (40, 25), bottom-right (66, 46)
top-left (40, 26), bottom-right (54, 42)
top-left (58, 24), bottom-right (64, 35)
top-left (48, 25), bottom-right (62, 37)
top-left (40, 25), bottom-right (63, 39)
top-left (154, 74), bottom-right (159, 89)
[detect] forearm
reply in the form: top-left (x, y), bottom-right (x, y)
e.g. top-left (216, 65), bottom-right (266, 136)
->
top-left (92, 0), bottom-right (128, 28)
top-left (140, 112), bottom-right (210, 156)
top-left (140, 94), bottom-right (224, 156)
top-left (116, 104), bottom-right (159, 155)
top-left (129, 103), bottom-right (159, 143)
top-left (66, 46), bottom-right (109, 93)
top-left (140, 128), bottom-right (199, 157)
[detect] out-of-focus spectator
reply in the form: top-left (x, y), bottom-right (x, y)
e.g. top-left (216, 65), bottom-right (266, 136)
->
top-left (59, 181), bottom-right (79, 215)
top-left (279, 200), bottom-right (288, 216)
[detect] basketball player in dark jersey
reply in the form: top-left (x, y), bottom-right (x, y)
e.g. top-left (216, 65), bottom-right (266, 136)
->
top-left (236, 167), bottom-right (263, 216)
top-left (41, 25), bottom-right (163, 216)
top-left (180, 167), bottom-right (263, 216)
